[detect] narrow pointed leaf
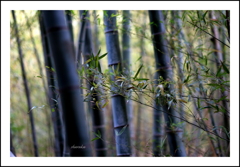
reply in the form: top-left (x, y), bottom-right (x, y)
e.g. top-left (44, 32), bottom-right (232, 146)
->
top-left (133, 64), bottom-right (143, 80)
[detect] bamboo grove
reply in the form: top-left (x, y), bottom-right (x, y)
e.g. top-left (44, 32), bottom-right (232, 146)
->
top-left (10, 10), bottom-right (230, 157)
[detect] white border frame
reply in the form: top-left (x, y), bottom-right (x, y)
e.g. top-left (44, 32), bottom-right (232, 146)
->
top-left (2, 1), bottom-right (239, 166)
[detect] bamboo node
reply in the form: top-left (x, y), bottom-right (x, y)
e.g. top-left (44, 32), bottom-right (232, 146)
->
top-left (156, 66), bottom-right (172, 71)
top-left (108, 62), bottom-right (121, 67)
top-left (111, 94), bottom-right (123, 97)
top-left (152, 32), bottom-right (165, 36)
top-left (58, 85), bottom-right (80, 93)
top-left (105, 29), bottom-right (118, 34)
top-left (114, 124), bottom-right (129, 129)
top-left (165, 127), bottom-right (183, 133)
top-left (46, 26), bottom-right (68, 34)
top-left (153, 133), bottom-right (164, 137)
top-left (93, 125), bottom-right (105, 129)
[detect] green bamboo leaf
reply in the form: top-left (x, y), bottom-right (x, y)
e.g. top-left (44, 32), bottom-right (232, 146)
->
top-left (204, 56), bottom-right (208, 66)
top-left (216, 96), bottom-right (228, 103)
top-left (202, 11), bottom-right (208, 24)
top-left (142, 84), bottom-right (148, 89)
top-left (135, 78), bottom-right (149, 81)
top-left (219, 126), bottom-right (230, 139)
top-left (207, 83), bottom-right (220, 87)
top-left (183, 75), bottom-right (190, 83)
top-left (133, 64), bottom-right (143, 80)
top-left (85, 58), bottom-right (92, 65)
top-left (97, 18), bottom-right (101, 25)
top-left (160, 135), bottom-right (167, 147)
top-left (98, 61), bottom-right (102, 73)
top-left (115, 125), bottom-right (127, 136)
top-left (200, 106), bottom-right (212, 110)
top-left (91, 137), bottom-right (100, 141)
top-left (216, 65), bottom-right (222, 77)
top-left (99, 53), bottom-right (107, 59)
top-left (36, 76), bottom-right (42, 78)
top-left (221, 61), bottom-right (229, 74)
top-left (102, 100), bottom-right (109, 108)
top-left (103, 11), bottom-right (108, 17)
top-left (136, 56), bottom-right (142, 62)
top-left (97, 130), bottom-right (101, 138)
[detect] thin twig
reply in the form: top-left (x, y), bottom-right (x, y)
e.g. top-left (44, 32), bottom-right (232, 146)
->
top-left (187, 21), bottom-right (230, 48)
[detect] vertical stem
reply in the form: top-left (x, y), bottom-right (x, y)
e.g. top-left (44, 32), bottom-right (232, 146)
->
top-left (122, 10), bottom-right (134, 156)
top-left (65, 10), bottom-right (76, 57)
top-left (210, 10), bottom-right (230, 156)
top-left (12, 10), bottom-right (39, 157)
top-left (39, 13), bottom-right (65, 156)
top-left (226, 10), bottom-right (230, 40)
top-left (76, 11), bottom-right (87, 69)
top-left (104, 10), bottom-right (131, 156)
top-left (65, 10), bottom-right (74, 43)
top-left (42, 10), bottom-right (92, 156)
top-left (10, 130), bottom-right (16, 155)
top-left (81, 10), bottom-right (107, 157)
top-left (149, 10), bottom-right (186, 157)
top-left (92, 10), bottom-right (101, 55)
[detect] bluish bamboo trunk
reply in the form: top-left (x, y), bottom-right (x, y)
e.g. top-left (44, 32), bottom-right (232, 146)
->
top-left (42, 10), bottom-right (92, 156)
top-left (104, 10), bottom-right (131, 156)
top-left (39, 13), bottom-right (65, 156)
top-left (149, 10), bottom-right (186, 157)
top-left (121, 10), bottom-right (134, 156)
top-left (80, 10), bottom-right (107, 157)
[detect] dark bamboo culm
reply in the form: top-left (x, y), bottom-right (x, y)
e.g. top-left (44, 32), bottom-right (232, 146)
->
top-left (122, 10), bottom-right (131, 75)
top-left (76, 11), bottom-right (87, 69)
top-left (104, 10), bottom-right (131, 156)
top-left (210, 10), bottom-right (230, 156)
top-left (121, 10), bottom-right (135, 155)
top-left (80, 10), bottom-right (107, 157)
top-left (226, 10), bottom-right (230, 40)
top-left (39, 13), bottom-right (64, 157)
top-left (65, 10), bottom-right (74, 43)
top-left (148, 10), bottom-right (187, 157)
top-left (65, 10), bottom-right (75, 58)
top-left (92, 10), bottom-right (101, 55)
top-left (11, 10), bottom-right (39, 157)
top-left (42, 10), bottom-right (92, 156)
top-left (10, 130), bottom-right (16, 155)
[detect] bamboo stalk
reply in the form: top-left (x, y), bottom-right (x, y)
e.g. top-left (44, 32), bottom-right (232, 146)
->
top-left (210, 10), bottom-right (230, 156)
top-left (149, 10), bottom-right (187, 157)
top-left (80, 10), bottom-right (107, 157)
top-left (104, 10), bottom-right (131, 156)
top-left (226, 10), bottom-right (230, 40)
top-left (42, 10), bottom-right (92, 156)
top-left (65, 10), bottom-right (74, 43)
top-left (12, 10), bottom-right (39, 157)
top-left (121, 10), bottom-right (135, 156)
top-left (39, 13), bottom-right (65, 156)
